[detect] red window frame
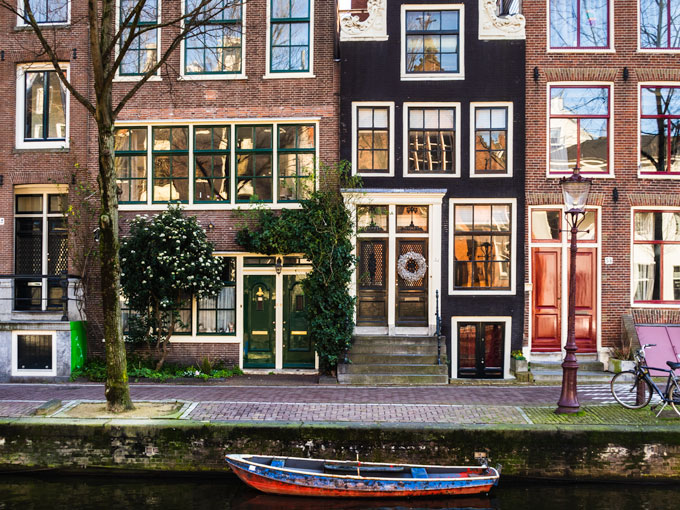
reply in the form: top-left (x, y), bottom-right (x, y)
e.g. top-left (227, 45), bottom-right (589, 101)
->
top-left (633, 210), bottom-right (680, 304)
top-left (549, 85), bottom-right (610, 175)
top-left (640, 86), bottom-right (680, 175)
top-left (550, 0), bottom-right (610, 50)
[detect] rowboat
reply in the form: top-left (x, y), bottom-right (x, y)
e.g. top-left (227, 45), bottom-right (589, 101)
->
top-left (225, 454), bottom-right (500, 498)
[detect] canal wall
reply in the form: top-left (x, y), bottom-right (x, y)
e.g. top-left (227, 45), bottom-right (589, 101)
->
top-left (0, 419), bottom-right (679, 481)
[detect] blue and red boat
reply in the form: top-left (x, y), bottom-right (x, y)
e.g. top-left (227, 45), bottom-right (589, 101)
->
top-left (225, 454), bottom-right (500, 498)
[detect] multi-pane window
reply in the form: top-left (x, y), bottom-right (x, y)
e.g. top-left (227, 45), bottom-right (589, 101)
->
top-left (640, 0), bottom-right (680, 49)
top-left (194, 126), bottom-right (229, 202)
top-left (278, 125), bottom-right (315, 201)
top-left (404, 9), bottom-right (460, 74)
top-left (197, 258), bottom-right (236, 334)
top-left (22, 0), bottom-right (68, 23)
top-left (407, 106), bottom-right (456, 174)
top-left (549, 86), bottom-right (609, 174)
top-left (453, 204), bottom-right (512, 290)
top-left (153, 127), bottom-right (189, 203)
top-left (474, 106), bottom-right (509, 175)
top-left (24, 70), bottom-right (67, 142)
top-left (640, 87), bottom-right (680, 174)
top-left (550, 0), bottom-right (609, 49)
top-left (236, 126), bottom-right (273, 202)
top-left (633, 211), bottom-right (680, 303)
top-left (14, 192), bottom-right (68, 311)
top-left (357, 106), bottom-right (390, 174)
top-left (185, 0), bottom-right (242, 74)
top-left (115, 127), bottom-right (148, 204)
top-left (119, 0), bottom-right (158, 76)
top-left (270, 0), bottom-right (310, 72)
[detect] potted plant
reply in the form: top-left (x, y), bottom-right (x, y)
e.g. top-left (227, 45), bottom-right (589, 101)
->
top-left (510, 350), bottom-right (528, 374)
top-left (608, 335), bottom-right (636, 373)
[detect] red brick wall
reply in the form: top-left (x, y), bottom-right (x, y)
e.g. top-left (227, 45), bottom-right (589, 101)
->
top-left (524, 0), bottom-right (680, 350)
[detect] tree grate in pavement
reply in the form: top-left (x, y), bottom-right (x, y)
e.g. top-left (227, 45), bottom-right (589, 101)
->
top-left (522, 405), bottom-right (680, 425)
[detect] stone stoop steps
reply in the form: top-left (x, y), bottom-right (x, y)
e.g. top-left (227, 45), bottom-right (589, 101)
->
top-left (337, 335), bottom-right (448, 385)
top-left (529, 359), bottom-right (612, 384)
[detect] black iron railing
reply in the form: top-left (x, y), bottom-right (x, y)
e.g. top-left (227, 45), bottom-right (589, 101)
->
top-left (435, 289), bottom-right (442, 365)
top-left (0, 272), bottom-right (80, 321)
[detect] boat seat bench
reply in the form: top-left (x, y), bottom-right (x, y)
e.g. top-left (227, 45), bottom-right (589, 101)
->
top-left (410, 467), bottom-right (428, 478)
top-left (270, 459), bottom-right (285, 468)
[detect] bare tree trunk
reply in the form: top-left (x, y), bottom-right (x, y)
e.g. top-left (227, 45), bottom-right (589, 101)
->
top-left (97, 96), bottom-right (133, 412)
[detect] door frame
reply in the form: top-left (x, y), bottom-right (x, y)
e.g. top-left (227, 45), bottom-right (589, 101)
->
top-left (451, 316), bottom-right (511, 379)
top-left (240, 260), bottom-right (314, 370)
top-left (343, 190), bottom-right (446, 336)
top-left (527, 205), bottom-right (602, 360)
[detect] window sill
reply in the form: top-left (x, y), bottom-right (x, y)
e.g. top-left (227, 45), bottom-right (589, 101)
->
top-left (263, 72), bottom-right (315, 79)
top-left (114, 75), bottom-right (162, 83)
top-left (14, 142), bottom-right (69, 151)
top-left (547, 171), bottom-right (614, 179)
top-left (15, 23), bottom-right (70, 31)
top-left (470, 172), bottom-right (513, 178)
top-left (638, 172), bottom-right (680, 180)
top-left (400, 73), bottom-right (464, 81)
top-left (632, 302), bottom-right (680, 308)
top-left (547, 48), bottom-right (615, 53)
top-left (449, 289), bottom-right (515, 296)
top-left (178, 73), bottom-right (247, 81)
top-left (404, 172), bottom-right (459, 178)
top-left (637, 48), bottom-right (680, 53)
top-left (355, 171), bottom-right (395, 177)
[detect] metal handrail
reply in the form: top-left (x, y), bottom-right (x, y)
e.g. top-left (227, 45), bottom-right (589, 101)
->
top-left (435, 289), bottom-right (442, 365)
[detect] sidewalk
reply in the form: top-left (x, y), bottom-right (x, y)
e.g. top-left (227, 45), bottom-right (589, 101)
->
top-left (2, 379), bottom-right (678, 425)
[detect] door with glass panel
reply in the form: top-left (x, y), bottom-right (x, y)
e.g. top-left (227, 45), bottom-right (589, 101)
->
top-left (283, 275), bottom-right (313, 368)
top-left (458, 322), bottom-right (504, 378)
top-left (356, 206), bottom-right (389, 327)
top-left (243, 275), bottom-right (275, 367)
top-left (14, 193), bottom-right (68, 311)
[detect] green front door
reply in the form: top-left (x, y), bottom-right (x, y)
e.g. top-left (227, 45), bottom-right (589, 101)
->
top-left (244, 275), bottom-right (275, 368)
top-left (283, 275), bottom-right (314, 368)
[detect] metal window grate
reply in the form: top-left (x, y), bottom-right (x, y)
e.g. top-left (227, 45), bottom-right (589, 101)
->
top-left (17, 334), bottom-right (52, 370)
top-left (359, 241), bottom-right (385, 288)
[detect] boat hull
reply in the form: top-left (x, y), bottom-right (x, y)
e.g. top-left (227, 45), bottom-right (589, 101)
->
top-left (226, 455), bottom-right (498, 498)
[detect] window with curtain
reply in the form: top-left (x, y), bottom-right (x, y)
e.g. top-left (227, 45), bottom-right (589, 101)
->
top-left (198, 258), bottom-right (237, 334)
top-left (633, 211), bottom-right (680, 302)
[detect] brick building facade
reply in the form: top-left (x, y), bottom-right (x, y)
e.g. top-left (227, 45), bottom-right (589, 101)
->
top-left (524, 0), bottom-right (680, 368)
top-left (0, 0), bottom-right (340, 380)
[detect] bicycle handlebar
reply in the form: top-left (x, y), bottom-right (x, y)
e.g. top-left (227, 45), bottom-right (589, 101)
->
top-left (641, 344), bottom-right (657, 350)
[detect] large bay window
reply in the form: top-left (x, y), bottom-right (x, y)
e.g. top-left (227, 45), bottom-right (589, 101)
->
top-left (633, 211), bottom-right (680, 304)
top-left (640, 86), bottom-right (680, 175)
top-left (549, 85), bottom-right (610, 175)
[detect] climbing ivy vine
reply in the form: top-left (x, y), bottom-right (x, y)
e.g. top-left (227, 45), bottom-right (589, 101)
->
top-left (237, 162), bottom-right (359, 374)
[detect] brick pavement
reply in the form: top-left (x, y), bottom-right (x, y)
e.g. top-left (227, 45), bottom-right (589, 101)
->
top-left (0, 382), bottom-right (640, 425)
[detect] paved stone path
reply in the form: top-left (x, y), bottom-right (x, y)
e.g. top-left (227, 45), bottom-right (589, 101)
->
top-left (0, 382), bottom-right (631, 424)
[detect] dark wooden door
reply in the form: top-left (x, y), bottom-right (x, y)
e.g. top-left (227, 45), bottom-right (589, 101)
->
top-left (283, 275), bottom-right (314, 368)
top-left (458, 322), bottom-right (504, 378)
top-left (572, 248), bottom-right (597, 353)
top-left (356, 239), bottom-right (388, 326)
top-left (532, 247), bottom-right (561, 352)
top-left (243, 275), bottom-right (275, 368)
top-left (396, 239), bottom-right (428, 327)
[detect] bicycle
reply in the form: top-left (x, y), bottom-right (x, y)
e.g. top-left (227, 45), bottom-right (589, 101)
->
top-left (610, 343), bottom-right (680, 417)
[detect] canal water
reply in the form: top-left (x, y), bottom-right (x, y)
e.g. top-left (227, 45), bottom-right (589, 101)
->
top-left (1, 474), bottom-right (679, 509)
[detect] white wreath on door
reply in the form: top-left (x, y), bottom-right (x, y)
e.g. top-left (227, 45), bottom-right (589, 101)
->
top-left (397, 252), bottom-right (427, 284)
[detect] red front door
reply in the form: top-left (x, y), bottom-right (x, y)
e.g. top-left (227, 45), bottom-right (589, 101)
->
top-left (532, 247), bottom-right (561, 351)
top-left (572, 248), bottom-right (597, 352)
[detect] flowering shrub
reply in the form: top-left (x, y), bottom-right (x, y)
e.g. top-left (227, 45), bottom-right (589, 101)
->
top-left (120, 205), bottom-right (224, 370)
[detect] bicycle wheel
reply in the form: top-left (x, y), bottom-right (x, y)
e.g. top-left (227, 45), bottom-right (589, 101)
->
top-left (611, 371), bottom-right (653, 409)
top-left (668, 381), bottom-right (680, 417)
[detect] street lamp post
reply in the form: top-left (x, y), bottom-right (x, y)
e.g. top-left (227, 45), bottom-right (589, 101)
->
top-left (556, 166), bottom-right (592, 414)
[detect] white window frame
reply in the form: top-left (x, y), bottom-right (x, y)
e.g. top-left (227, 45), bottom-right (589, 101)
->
top-left (11, 330), bottom-right (57, 377)
top-left (450, 316), bottom-right (512, 379)
top-left (114, 0), bottom-right (162, 82)
top-left (351, 101), bottom-right (396, 177)
top-left (179, 0), bottom-right (247, 81)
top-left (264, 0), bottom-right (315, 79)
top-left (448, 198), bottom-right (517, 296)
top-left (630, 206), bottom-right (680, 308)
top-left (114, 118), bottom-right (320, 210)
top-left (403, 102), bottom-right (461, 178)
top-left (637, 0), bottom-right (680, 53)
top-left (15, 63), bottom-right (70, 150)
top-left (638, 82), bottom-right (680, 179)
top-left (17, 0), bottom-right (71, 26)
top-left (469, 102), bottom-right (513, 178)
top-left (400, 4), bottom-right (465, 81)
top-left (546, 81), bottom-right (615, 179)
top-left (546, 0), bottom-right (614, 54)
